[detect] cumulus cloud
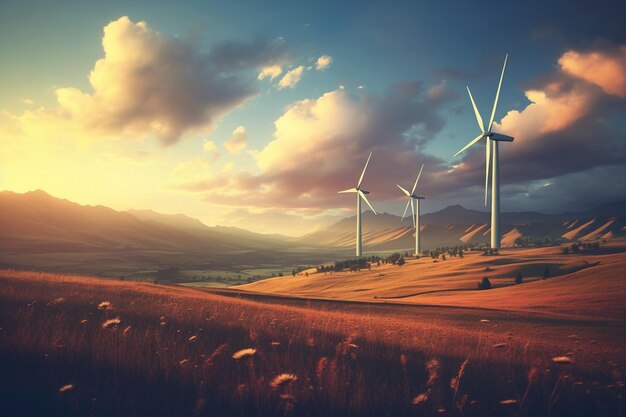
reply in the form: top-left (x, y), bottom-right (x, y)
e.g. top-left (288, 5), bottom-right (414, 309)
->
top-left (168, 83), bottom-right (452, 210)
top-left (224, 126), bottom-right (248, 154)
top-left (315, 55), bottom-right (333, 71)
top-left (202, 140), bottom-right (220, 160)
top-left (453, 45), bottom-right (626, 194)
top-left (258, 64), bottom-right (283, 80)
top-left (6, 17), bottom-right (287, 146)
top-left (278, 66), bottom-right (305, 89)
top-left (559, 46), bottom-right (626, 98)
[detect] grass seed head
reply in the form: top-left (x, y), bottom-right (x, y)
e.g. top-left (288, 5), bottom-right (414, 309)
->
top-left (58, 384), bottom-right (74, 393)
top-left (270, 373), bottom-right (298, 388)
top-left (101, 317), bottom-right (121, 330)
top-left (232, 348), bottom-right (257, 360)
top-left (552, 356), bottom-right (575, 365)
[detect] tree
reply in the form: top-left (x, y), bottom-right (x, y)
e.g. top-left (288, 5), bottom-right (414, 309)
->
top-left (543, 267), bottom-right (550, 279)
top-left (478, 277), bottom-right (492, 290)
top-left (515, 272), bottom-right (523, 284)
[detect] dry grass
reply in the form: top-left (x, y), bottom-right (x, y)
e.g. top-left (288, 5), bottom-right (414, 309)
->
top-left (239, 241), bottom-right (626, 319)
top-left (0, 268), bottom-right (624, 416)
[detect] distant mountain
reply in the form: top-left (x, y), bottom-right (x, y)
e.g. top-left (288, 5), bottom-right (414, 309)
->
top-left (129, 209), bottom-right (210, 232)
top-left (0, 190), bottom-right (326, 275)
top-left (297, 203), bottom-right (625, 251)
top-left (1, 190), bottom-right (623, 275)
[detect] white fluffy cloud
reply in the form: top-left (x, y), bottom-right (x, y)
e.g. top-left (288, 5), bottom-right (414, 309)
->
top-left (202, 140), bottom-right (220, 160)
top-left (5, 16), bottom-right (287, 146)
top-left (453, 45), bottom-right (626, 189)
top-left (559, 46), bottom-right (626, 98)
top-left (224, 126), bottom-right (248, 154)
top-left (278, 66), bottom-right (305, 89)
top-left (315, 55), bottom-right (333, 71)
top-left (170, 84), bottom-right (451, 210)
top-left (258, 64), bottom-right (283, 80)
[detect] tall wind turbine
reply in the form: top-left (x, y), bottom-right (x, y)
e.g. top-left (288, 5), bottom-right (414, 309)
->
top-left (338, 152), bottom-right (377, 257)
top-left (454, 54), bottom-right (514, 249)
top-left (397, 164), bottom-right (425, 255)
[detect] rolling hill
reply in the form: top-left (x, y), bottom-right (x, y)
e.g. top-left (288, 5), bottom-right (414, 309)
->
top-left (238, 240), bottom-right (626, 319)
top-left (297, 203), bottom-right (625, 251)
top-left (1, 190), bottom-right (624, 278)
top-left (0, 190), bottom-right (329, 276)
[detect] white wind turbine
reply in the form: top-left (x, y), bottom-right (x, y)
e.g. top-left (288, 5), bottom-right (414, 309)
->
top-left (454, 54), bottom-right (514, 249)
top-left (338, 152), bottom-right (377, 257)
top-left (398, 164), bottom-right (425, 255)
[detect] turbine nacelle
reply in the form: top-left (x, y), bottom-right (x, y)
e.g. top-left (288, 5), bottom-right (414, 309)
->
top-left (488, 132), bottom-right (514, 142)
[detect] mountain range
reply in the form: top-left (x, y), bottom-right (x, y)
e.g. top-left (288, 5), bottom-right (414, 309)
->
top-left (1, 190), bottom-right (623, 276)
top-left (297, 202), bottom-right (626, 251)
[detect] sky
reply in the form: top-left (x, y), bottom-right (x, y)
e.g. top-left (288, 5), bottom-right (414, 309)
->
top-left (1, 0), bottom-right (625, 235)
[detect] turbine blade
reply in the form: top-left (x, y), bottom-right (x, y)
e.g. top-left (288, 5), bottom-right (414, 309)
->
top-left (359, 190), bottom-right (377, 214)
top-left (454, 133), bottom-right (485, 157)
top-left (410, 198), bottom-right (416, 227)
top-left (357, 152), bottom-right (372, 188)
top-left (401, 198), bottom-right (411, 220)
top-left (467, 86), bottom-right (484, 132)
top-left (488, 53), bottom-right (508, 132)
top-left (411, 164), bottom-right (424, 195)
top-left (485, 139), bottom-right (491, 206)
top-left (397, 184), bottom-right (411, 197)
top-left (337, 188), bottom-right (357, 194)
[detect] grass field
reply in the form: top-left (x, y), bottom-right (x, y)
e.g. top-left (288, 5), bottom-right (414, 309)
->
top-left (239, 241), bottom-right (626, 319)
top-left (1, 265), bottom-right (624, 416)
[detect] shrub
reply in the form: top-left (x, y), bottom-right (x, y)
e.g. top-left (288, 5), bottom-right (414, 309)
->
top-left (515, 272), bottom-right (523, 285)
top-left (477, 277), bottom-right (492, 290)
top-left (543, 267), bottom-right (550, 279)
top-left (563, 247), bottom-right (570, 254)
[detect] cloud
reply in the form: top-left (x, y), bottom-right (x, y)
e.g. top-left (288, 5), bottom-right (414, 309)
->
top-left (5, 17), bottom-right (287, 146)
top-left (202, 140), bottom-right (220, 160)
top-left (21, 98), bottom-right (34, 105)
top-left (559, 46), bottom-right (626, 98)
top-left (278, 66), bottom-right (305, 89)
top-left (315, 55), bottom-right (333, 71)
top-left (258, 64), bottom-right (283, 80)
top-left (224, 126), bottom-right (248, 154)
top-left (169, 83), bottom-right (451, 211)
top-left (452, 45), bottom-right (626, 198)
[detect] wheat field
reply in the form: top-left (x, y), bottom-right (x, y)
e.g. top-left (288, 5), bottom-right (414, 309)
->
top-left (0, 269), bottom-right (624, 416)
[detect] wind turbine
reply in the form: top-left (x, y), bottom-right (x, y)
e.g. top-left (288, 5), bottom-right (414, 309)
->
top-left (398, 164), bottom-right (425, 256)
top-left (338, 152), bottom-right (377, 257)
top-left (454, 54), bottom-right (514, 249)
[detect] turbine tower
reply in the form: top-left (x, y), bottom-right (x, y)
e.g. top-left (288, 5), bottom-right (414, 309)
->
top-left (397, 164), bottom-right (425, 256)
top-left (338, 152), bottom-right (377, 257)
top-left (454, 54), bottom-right (514, 249)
